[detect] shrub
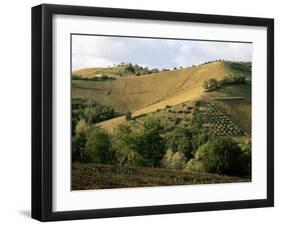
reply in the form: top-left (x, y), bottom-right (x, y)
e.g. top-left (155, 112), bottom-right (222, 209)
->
top-left (113, 118), bottom-right (165, 167)
top-left (75, 118), bottom-right (89, 135)
top-left (221, 74), bottom-right (246, 85)
top-left (124, 63), bottom-right (135, 74)
top-left (203, 78), bottom-right (219, 91)
top-left (71, 98), bottom-right (115, 128)
top-left (240, 141), bottom-right (252, 177)
top-left (162, 149), bottom-right (187, 170)
top-left (194, 100), bottom-right (200, 108)
top-left (175, 117), bottom-right (182, 125)
top-left (72, 132), bottom-right (87, 162)
top-left (81, 128), bottom-right (114, 164)
top-left (191, 108), bottom-right (203, 127)
top-left (140, 118), bottom-right (166, 167)
top-left (112, 124), bottom-right (142, 166)
top-left (196, 137), bottom-right (247, 176)
top-left (166, 128), bottom-right (194, 161)
top-left (125, 111), bottom-right (133, 120)
top-left (224, 61), bottom-right (251, 74)
top-left (190, 127), bottom-right (211, 152)
top-left (185, 158), bottom-right (205, 172)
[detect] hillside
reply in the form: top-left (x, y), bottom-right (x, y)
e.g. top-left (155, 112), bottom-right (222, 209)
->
top-left (73, 62), bottom-right (227, 112)
top-left (72, 63), bottom-right (161, 78)
top-left (72, 61), bottom-right (251, 132)
top-left (71, 61), bottom-right (252, 189)
top-left (73, 65), bottom-right (129, 78)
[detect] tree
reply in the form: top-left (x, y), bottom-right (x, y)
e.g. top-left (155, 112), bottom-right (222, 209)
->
top-left (162, 149), bottom-right (187, 170)
top-left (139, 118), bottom-right (166, 167)
top-left (72, 119), bottom-right (91, 162)
top-left (196, 137), bottom-right (245, 176)
top-left (124, 63), bottom-right (135, 74)
top-left (203, 78), bottom-right (219, 91)
top-left (166, 128), bottom-right (193, 161)
top-left (72, 132), bottom-right (87, 162)
top-left (221, 74), bottom-right (246, 85)
top-left (81, 128), bottom-right (114, 164)
top-left (240, 141), bottom-right (251, 177)
top-left (125, 111), bottom-right (132, 120)
top-left (75, 118), bottom-right (89, 135)
top-left (112, 124), bottom-right (142, 166)
top-left (113, 118), bottom-right (166, 167)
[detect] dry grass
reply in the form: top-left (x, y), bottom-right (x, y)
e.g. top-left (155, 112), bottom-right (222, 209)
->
top-left (73, 62), bottom-right (229, 131)
top-left (72, 62), bottom-right (228, 113)
top-left (72, 65), bottom-right (128, 78)
top-left (72, 162), bottom-right (249, 190)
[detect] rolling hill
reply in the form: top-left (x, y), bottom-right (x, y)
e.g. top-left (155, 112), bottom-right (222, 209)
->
top-left (72, 61), bottom-right (251, 132)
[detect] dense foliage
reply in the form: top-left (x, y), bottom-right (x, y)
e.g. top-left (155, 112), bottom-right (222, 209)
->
top-left (221, 74), bottom-right (246, 85)
top-left (194, 137), bottom-right (250, 176)
top-left (72, 75), bottom-right (116, 81)
top-left (224, 61), bottom-right (251, 74)
top-left (72, 98), bottom-right (115, 135)
top-left (113, 118), bottom-right (166, 167)
top-left (203, 78), bottom-right (220, 91)
top-left (72, 98), bottom-right (251, 179)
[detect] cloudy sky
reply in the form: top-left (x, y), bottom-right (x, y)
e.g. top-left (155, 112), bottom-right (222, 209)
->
top-left (72, 35), bottom-right (252, 71)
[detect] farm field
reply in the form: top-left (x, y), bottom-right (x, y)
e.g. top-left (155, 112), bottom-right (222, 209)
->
top-left (72, 162), bottom-right (248, 190)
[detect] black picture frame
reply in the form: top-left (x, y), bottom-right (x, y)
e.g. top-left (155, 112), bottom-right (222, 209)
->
top-left (32, 4), bottom-right (274, 222)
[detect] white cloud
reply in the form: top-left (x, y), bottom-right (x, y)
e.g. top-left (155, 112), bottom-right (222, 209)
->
top-left (72, 35), bottom-right (252, 71)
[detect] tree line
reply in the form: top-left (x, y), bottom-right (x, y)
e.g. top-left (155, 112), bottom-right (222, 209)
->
top-left (72, 101), bottom-right (251, 178)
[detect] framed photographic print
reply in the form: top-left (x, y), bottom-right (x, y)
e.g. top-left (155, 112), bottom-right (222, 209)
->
top-left (32, 4), bottom-right (274, 221)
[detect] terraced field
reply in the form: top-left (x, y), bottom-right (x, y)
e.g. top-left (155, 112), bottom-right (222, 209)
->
top-left (204, 103), bottom-right (245, 136)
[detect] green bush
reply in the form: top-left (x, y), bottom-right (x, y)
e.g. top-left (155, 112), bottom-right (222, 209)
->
top-left (196, 137), bottom-right (247, 176)
top-left (112, 124), bottom-right (143, 166)
top-left (112, 118), bottom-right (166, 167)
top-left (224, 61), bottom-right (251, 74)
top-left (125, 111), bottom-right (133, 120)
top-left (139, 118), bottom-right (166, 167)
top-left (81, 128), bottom-right (115, 164)
top-left (203, 78), bottom-right (219, 91)
top-left (71, 98), bottom-right (115, 134)
top-left (194, 100), bottom-right (200, 108)
top-left (124, 63), bottom-right (135, 74)
top-left (240, 141), bottom-right (252, 177)
top-left (166, 128), bottom-right (193, 161)
top-left (72, 132), bottom-right (87, 162)
top-left (221, 74), bottom-right (246, 85)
